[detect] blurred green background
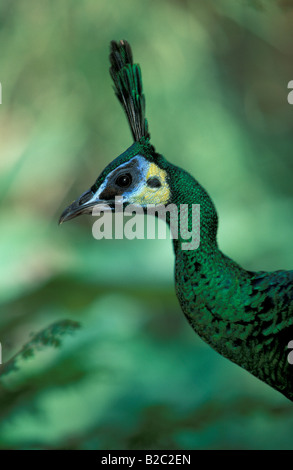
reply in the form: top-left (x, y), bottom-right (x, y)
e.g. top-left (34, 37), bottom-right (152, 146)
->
top-left (1, 0), bottom-right (293, 450)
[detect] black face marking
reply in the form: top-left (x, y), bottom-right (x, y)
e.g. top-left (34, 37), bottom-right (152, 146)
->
top-left (147, 176), bottom-right (161, 188)
top-left (99, 157), bottom-right (142, 201)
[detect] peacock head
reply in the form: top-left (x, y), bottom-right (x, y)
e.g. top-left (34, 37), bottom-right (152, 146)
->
top-left (59, 40), bottom-right (174, 224)
top-left (59, 40), bottom-right (218, 249)
top-left (59, 138), bottom-right (173, 224)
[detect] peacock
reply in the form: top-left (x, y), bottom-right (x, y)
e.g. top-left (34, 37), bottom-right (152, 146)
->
top-left (60, 40), bottom-right (293, 401)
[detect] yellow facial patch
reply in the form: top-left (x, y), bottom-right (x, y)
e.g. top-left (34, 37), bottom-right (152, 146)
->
top-left (130, 163), bottom-right (170, 205)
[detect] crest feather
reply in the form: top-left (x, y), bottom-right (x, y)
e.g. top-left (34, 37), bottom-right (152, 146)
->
top-left (109, 40), bottom-right (150, 142)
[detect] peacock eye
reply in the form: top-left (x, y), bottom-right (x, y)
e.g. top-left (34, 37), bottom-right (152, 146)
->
top-left (115, 173), bottom-right (132, 188)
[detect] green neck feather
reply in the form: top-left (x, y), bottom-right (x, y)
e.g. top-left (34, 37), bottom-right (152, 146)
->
top-left (162, 160), bottom-right (253, 361)
top-left (155, 157), bottom-right (219, 256)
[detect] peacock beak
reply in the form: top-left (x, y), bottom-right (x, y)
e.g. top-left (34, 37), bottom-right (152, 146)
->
top-left (59, 189), bottom-right (112, 225)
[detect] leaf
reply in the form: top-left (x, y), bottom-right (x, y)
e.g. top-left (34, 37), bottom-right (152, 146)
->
top-left (0, 320), bottom-right (80, 379)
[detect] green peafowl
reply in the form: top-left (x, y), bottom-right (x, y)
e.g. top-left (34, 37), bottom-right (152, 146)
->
top-left (60, 40), bottom-right (293, 401)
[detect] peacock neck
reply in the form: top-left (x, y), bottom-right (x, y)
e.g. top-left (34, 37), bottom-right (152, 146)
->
top-left (165, 165), bottom-right (219, 257)
top-left (167, 166), bottom-right (252, 358)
